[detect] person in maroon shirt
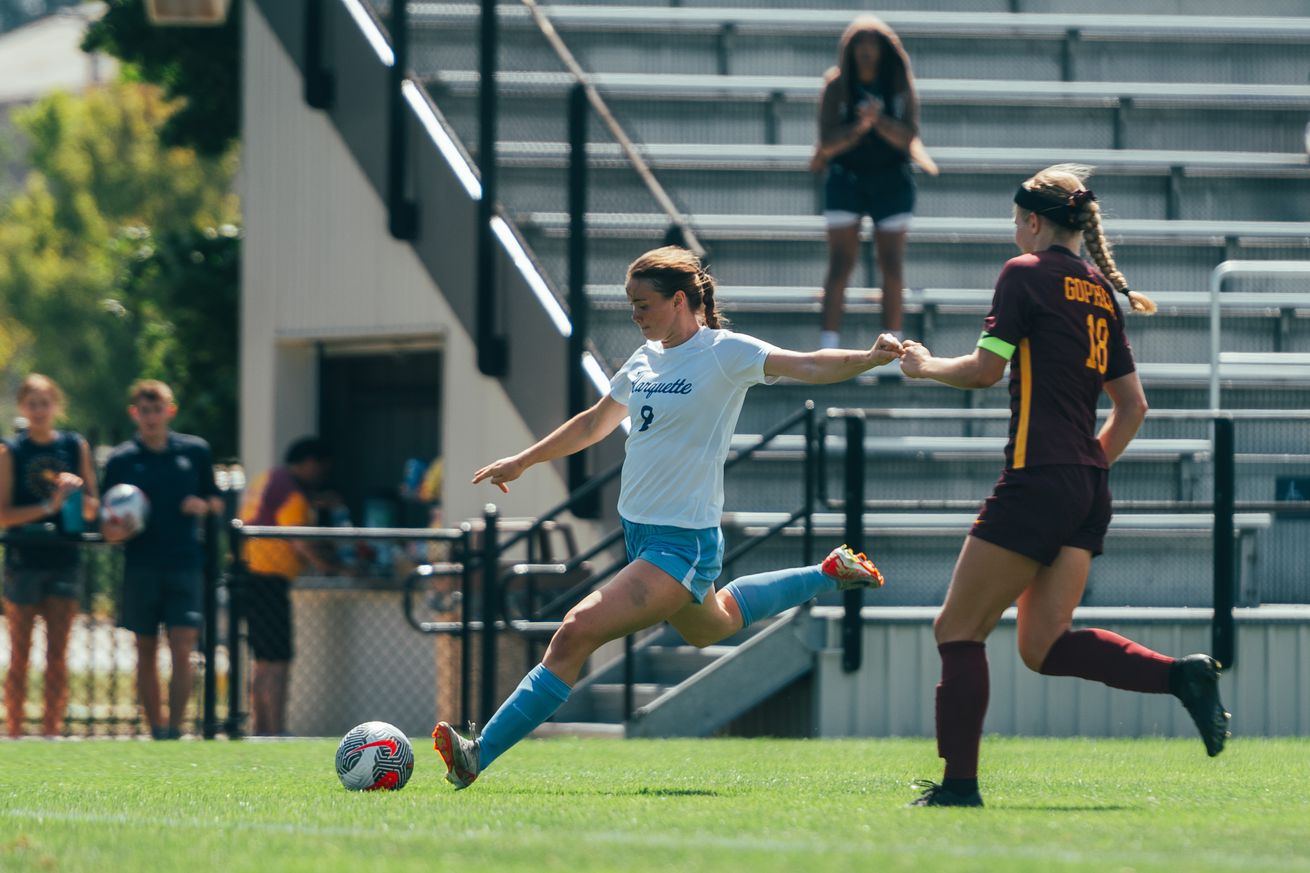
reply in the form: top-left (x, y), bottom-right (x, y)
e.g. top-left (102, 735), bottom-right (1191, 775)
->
top-left (899, 164), bottom-right (1230, 807)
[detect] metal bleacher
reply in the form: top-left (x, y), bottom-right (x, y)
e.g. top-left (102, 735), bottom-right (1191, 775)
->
top-left (400, 0), bottom-right (1310, 736)
top-left (406, 1), bottom-right (1310, 596)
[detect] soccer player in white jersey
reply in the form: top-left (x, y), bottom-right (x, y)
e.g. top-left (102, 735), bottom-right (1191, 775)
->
top-left (433, 245), bottom-right (903, 789)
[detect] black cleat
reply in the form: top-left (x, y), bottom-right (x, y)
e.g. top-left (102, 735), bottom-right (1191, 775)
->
top-left (1170, 654), bottom-right (1231, 757)
top-left (907, 779), bottom-right (984, 808)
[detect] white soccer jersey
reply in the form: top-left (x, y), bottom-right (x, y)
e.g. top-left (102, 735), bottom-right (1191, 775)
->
top-left (609, 327), bottom-right (778, 529)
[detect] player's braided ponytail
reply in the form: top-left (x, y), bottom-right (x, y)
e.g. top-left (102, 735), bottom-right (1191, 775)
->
top-left (626, 246), bottom-right (728, 328)
top-left (1018, 164), bottom-right (1157, 315)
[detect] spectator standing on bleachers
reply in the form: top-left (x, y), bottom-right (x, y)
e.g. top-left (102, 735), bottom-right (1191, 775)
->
top-left (101, 380), bottom-right (222, 740)
top-left (238, 437), bottom-right (340, 736)
top-left (434, 245), bottom-right (902, 790)
top-left (899, 164), bottom-right (1228, 808)
top-left (810, 15), bottom-right (936, 363)
top-left (0, 374), bottom-right (99, 737)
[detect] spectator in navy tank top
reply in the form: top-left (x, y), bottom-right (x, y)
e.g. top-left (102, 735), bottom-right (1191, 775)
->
top-left (811, 16), bottom-right (937, 362)
top-left (0, 374), bottom-right (99, 737)
top-left (899, 165), bottom-right (1228, 807)
top-left (102, 380), bottom-right (222, 740)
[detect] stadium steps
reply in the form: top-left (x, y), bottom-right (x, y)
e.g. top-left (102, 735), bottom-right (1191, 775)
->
top-left (495, 143), bottom-right (1310, 222)
top-left (411, 7), bottom-right (1310, 84)
top-left (428, 71), bottom-right (1310, 152)
top-left (550, 613), bottom-right (820, 735)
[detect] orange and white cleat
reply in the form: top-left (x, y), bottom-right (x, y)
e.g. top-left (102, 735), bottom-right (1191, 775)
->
top-left (820, 544), bottom-right (886, 590)
top-left (432, 721), bottom-right (482, 789)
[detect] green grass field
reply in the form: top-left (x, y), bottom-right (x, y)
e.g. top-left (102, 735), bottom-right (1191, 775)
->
top-left (1, 736), bottom-right (1307, 873)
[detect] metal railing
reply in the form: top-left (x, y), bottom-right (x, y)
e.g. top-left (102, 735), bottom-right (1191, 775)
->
top-left (402, 402), bottom-right (819, 726)
top-left (1208, 260), bottom-right (1310, 410)
top-left (822, 407), bottom-right (1310, 673)
top-left (0, 518), bottom-right (227, 738)
top-left (226, 520), bottom-right (469, 735)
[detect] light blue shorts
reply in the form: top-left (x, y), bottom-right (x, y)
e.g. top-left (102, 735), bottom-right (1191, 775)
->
top-left (621, 518), bottom-right (724, 604)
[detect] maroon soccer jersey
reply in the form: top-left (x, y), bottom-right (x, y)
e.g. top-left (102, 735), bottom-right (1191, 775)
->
top-left (977, 245), bottom-right (1135, 470)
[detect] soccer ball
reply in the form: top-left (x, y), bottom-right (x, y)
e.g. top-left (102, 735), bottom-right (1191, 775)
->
top-left (335, 721), bottom-right (414, 791)
top-left (101, 483), bottom-right (150, 537)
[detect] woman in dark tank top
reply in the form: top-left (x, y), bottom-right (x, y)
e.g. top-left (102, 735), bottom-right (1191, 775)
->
top-left (0, 374), bottom-right (99, 737)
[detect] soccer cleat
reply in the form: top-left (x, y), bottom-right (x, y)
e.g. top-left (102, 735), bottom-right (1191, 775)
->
top-left (820, 544), bottom-right (886, 590)
top-left (907, 779), bottom-right (984, 808)
top-left (1170, 654), bottom-right (1231, 757)
top-left (432, 721), bottom-right (482, 789)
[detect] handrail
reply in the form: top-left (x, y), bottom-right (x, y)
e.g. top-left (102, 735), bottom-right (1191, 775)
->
top-left (1208, 260), bottom-right (1310, 410)
top-left (823, 407), bottom-right (1310, 671)
top-left (518, 0), bottom-right (704, 257)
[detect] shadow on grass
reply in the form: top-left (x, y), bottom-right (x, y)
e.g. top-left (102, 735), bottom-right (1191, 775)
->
top-left (632, 787), bottom-right (721, 797)
top-left (997, 804), bottom-right (1135, 812)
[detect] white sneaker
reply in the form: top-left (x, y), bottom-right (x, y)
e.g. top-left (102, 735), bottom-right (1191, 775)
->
top-left (432, 721), bottom-right (482, 789)
top-left (820, 544), bottom-right (886, 589)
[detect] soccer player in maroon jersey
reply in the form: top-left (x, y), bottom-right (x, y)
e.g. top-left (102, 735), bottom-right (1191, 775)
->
top-left (899, 164), bottom-right (1230, 807)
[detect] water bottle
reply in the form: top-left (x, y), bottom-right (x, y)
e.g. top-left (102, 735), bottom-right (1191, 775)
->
top-left (330, 506), bottom-right (355, 570)
top-left (60, 488), bottom-right (84, 535)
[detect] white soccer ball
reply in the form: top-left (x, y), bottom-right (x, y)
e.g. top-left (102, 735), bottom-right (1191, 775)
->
top-left (101, 483), bottom-right (150, 537)
top-left (335, 721), bottom-right (414, 791)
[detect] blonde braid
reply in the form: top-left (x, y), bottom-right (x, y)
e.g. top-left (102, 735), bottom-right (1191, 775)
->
top-left (1021, 164), bottom-right (1157, 316)
top-left (1078, 201), bottom-right (1157, 315)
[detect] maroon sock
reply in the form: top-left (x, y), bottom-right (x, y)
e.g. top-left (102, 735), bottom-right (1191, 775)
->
top-left (1039, 628), bottom-right (1173, 693)
top-left (935, 641), bottom-right (989, 781)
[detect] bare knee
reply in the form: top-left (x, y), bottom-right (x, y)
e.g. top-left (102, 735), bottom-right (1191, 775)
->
top-left (1018, 639), bottom-right (1049, 673)
top-left (548, 612), bottom-right (601, 663)
top-left (1017, 622), bottom-right (1070, 673)
top-left (678, 628), bottom-right (720, 649)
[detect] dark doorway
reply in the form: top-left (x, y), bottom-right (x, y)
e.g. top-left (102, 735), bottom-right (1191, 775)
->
top-left (318, 348), bottom-right (441, 525)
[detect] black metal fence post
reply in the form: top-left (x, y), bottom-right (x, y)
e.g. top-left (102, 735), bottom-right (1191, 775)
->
top-left (477, 0), bottom-right (508, 376)
top-left (1213, 416), bottom-right (1236, 668)
top-left (387, 0), bottom-right (417, 239)
top-left (303, 0), bottom-right (335, 109)
top-left (225, 521), bottom-right (246, 738)
top-left (567, 81), bottom-right (599, 518)
top-left (480, 505), bottom-right (500, 724)
top-left (202, 514), bottom-right (220, 739)
top-left (802, 400), bottom-right (815, 566)
top-left (842, 414), bottom-right (865, 672)
top-left (460, 522), bottom-right (474, 728)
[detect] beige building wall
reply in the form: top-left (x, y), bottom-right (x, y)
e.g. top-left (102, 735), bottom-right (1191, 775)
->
top-left (240, 2), bottom-right (570, 525)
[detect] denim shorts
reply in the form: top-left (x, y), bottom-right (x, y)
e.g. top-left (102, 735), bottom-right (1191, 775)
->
top-left (823, 162), bottom-right (916, 231)
top-left (621, 518), bottom-right (724, 604)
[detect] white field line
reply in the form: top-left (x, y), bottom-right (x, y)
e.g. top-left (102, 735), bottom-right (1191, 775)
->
top-left (2, 807), bottom-right (1308, 870)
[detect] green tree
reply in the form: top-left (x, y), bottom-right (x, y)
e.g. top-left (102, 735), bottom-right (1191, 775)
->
top-left (0, 83), bottom-right (238, 447)
top-left (82, 0), bottom-right (240, 157)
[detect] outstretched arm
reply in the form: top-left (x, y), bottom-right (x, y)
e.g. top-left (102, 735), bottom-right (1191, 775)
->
top-left (1099, 372), bottom-right (1148, 464)
top-left (764, 333), bottom-right (902, 384)
top-left (900, 341), bottom-right (1008, 390)
top-left (473, 394), bottom-right (629, 493)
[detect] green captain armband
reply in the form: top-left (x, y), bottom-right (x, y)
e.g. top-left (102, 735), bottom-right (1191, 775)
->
top-left (976, 332), bottom-right (1016, 361)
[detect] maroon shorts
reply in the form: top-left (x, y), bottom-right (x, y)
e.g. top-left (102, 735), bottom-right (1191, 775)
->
top-left (968, 465), bottom-right (1111, 566)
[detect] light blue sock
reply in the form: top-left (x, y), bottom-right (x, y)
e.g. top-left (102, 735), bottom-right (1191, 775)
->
top-left (478, 663), bottom-right (571, 771)
top-left (723, 565), bottom-right (835, 628)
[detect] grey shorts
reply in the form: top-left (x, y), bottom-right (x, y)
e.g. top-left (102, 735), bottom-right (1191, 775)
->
top-left (3, 567), bottom-right (80, 605)
top-left (119, 567), bottom-right (204, 635)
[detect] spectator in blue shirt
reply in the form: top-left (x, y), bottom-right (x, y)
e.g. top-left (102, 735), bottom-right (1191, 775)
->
top-left (102, 380), bottom-right (222, 740)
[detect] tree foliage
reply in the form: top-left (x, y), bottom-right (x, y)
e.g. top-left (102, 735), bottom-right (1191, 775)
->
top-left (0, 83), bottom-right (239, 453)
top-left (82, 0), bottom-right (240, 157)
